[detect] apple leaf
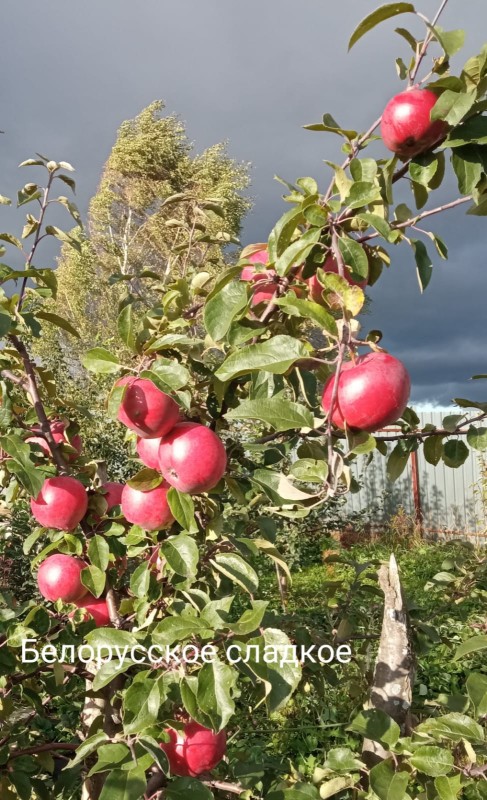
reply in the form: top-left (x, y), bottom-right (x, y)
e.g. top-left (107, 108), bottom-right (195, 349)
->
top-left (348, 3), bottom-right (415, 50)
top-left (337, 236), bottom-right (368, 280)
top-left (267, 205), bottom-right (306, 262)
top-left (252, 468), bottom-right (317, 504)
top-left (370, 759), bottom-right (409, 800)
top-left (117, 303), bottom-right (136, 351)
top-left (275, 227), bottom-right (322, 276)
top-left (442, 440), bottom-right (469, 468)
top-left (211, 553), bottom-right (259, 594)
top-left (35, 311), bottom-right (80, 338)
top-left (451, 146), bottom-right (483, 195)
top-left (431, 90), bottom-right (476, 127)
top-left (82, 347), bottom-right (122, 374)
top-left (276, 295), bottom-right (338, 335)
top-left (467, 426), bottom-right (487, 451)
top-left (167, 488), bottom-right (197, 533)
top-left (88, 535), bottom-right (110, 572)
top-left (196, 659), bottom-right (237, 730)
top-left (204, 279), bottom-right (248, 342)
top-left (81, 565), bottom-right (106, 598)
top-left (411, 239), bottom-right (433, 293)
top-left (161, 533), bottom-right (199, 578)
top-left (423, 435), bottom-right (443, 466)
top-left (166, 778), bottom-right (215, 800)
top-left (386, 443), bottom-right (410, 482)
top-left (215, 335), bottom-right (310, 381)
top-left (225, 397), bottom-right (314, 432)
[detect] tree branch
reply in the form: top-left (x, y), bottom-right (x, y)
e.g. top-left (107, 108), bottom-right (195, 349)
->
top-left (8, 334), bottom-right (67, 474)
top-left (358, 195), bottom-right (472, 244)
top-left (9, 742), bottom-right (78, 760)
top-left (409, 0), bottom-right (450, 86)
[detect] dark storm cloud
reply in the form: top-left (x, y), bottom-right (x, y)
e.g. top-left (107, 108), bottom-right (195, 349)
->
top-left (1, 0), bottom-right (487, 406)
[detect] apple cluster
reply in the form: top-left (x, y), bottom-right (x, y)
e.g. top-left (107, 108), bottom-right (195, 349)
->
top-left (28, 377), bottom-right (227, 626)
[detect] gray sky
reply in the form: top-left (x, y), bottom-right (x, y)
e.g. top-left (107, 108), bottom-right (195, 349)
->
top-left (1, 0), bottom-right (486, 407)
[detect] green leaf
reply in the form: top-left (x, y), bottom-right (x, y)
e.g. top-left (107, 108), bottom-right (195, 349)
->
top-left (348, 709), bottom-right (400, 747)
top-left (356, 212), bottom-right (399, 243)
top-left (130, 563), bottom-right (151, 598)
top-left (161, 533), bottom-right (199, 577)
top-left (252, 468), bottom-right (316, 504)
top-left (44, 226), bottom-right (81, 252)
top-left (166, 487), bottom-right (197, 533)
top-left (142, 359), bottom-right (190, 392)
top-left (211, 552), bottom-right (259, 594)
top-left (85, 628), bottom-right (138, 651)
top-left (290, 458), bottom-right (328, 483)
top-left (386, 443), bottom-right (409, 482)
top-left (467, 425), bottom-right (487, 451)
top-left (451, 146), bottom-right (483, 195)
top-left (267, 206), bottom-right (305, 263)
top-left (88, 535), bottom-right (110, 572)
top-left (434, 775), bottom-right (462, 800)
top-left (442, 440), bottom-right (469, 468)
top-left (166, 778), bottom-right (214, 800)
top-left (0, 309), bottom-right (12, 337)
top-left (197, 659), bottom-right (236, 729)
top-left (152, 615), bottom-right (212, 646)
top-left (370, 759), bottom-right (409, 800)
top-left (455, 634), bottom-right (487, 660)
top-left (466, 673), bottom-right (487, 717)
top-left (236, 628), bottom-right (302, 712)
top-left (275, 228), bottom-right (322, 277)
top-left (92, 660), bottom-right (136, 692)
top-left (230, 600), bottom-right (269, 636)
top-left (98, 766), bottom-right (147, 800)
top-left (423, 435), bottom-right (443, 466)
top-left (409, 153), bottom-right (439, 187)
top-left (225, 398), bottom-right (313, 432)
top-left (215, 335), bottom-right (309, 381)
top-left (82, 347), bottom-right (121, 374)
top-left (445, 115), bottom-right (487, 148)
top-left (348, 3), bottom-right (415, 50)
top-left (276, 295), bottom-right (338, 335)
top-left (81, 565), bottom-right (106, 598)
top-left (325, 747), bottom-right (365, 773)
top-left (431, 90), bottom-right (476, 127)
top-left (66, 732), bottom-right (110, 769)
top-left (411, 239), bottom-right (433, 292)
top-left (410, 746), bottom-right (454, 776)
top-left (417, 713), bottom-right (484, 744)
top-left (88, 743), bottom-right (131, 776)
top-left (0, 233), bottom-right (23, 249)
top-left (268, 787), bottom-right (319, 800)
top-left (344, 181), bottom-right (382, 210)
top-left (127, 468), bottom-right (162, 491)
top-left (337, 236), bottom-right (369, 281)
top-left (303, 113), bottom-right (357, 141)
top-left (204, 280), bottom-right (248, 342)
top-left (117, 304), bottom-right (136, 350)
top-left (319, 777), bottom-right (355, 800)
top-left (123, 678), bottom-right (161, 735)
top-left (253, 538), bottom-right (292, 582)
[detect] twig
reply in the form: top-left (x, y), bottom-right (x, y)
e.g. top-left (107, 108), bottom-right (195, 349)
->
top-left (409, 0), bottom-right (450, 86)
top-left (358, 196), bottom-right (472, 244)
top-left (17, 171), bottom-right (55, 312)
top-left (9, 742), bottom-right (78, 760)
top-left (105, 587), bottom-right (122, 628)
top-left (0, 369), bottom-right (29, 390)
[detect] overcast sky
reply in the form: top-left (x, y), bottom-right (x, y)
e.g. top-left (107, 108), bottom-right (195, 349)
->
top-left (1, 0), bottom-right (486, 408)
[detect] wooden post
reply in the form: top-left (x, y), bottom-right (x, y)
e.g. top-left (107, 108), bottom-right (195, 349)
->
top-left (362, 554), bottom-right (415, 766)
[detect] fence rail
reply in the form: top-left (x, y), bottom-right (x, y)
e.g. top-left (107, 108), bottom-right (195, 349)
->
top-left (345, 412), bottom-right (487, 543)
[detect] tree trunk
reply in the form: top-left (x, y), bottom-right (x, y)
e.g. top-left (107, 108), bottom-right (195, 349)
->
top-left (362, 553), bottom-right (415, 766)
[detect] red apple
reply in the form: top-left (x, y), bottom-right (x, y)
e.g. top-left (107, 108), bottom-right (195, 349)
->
top-left (136, 436), bottom-right (162, 470)
top-left (161, 722), bottom-right (226, 777)
top-left (321, 352), bottom-right (410, 432)
top-left (381, 88), bottom-right (448, 158)
top-left (116, 377), bottom-right (180, 439)
top-left (73, 595), bottom-right (111, 626)
top-left (121, 481), bottom-right (174, 531)
top-left (37, 554), bottom-right (88, 603)
top-left (31, 477), bottom-right (88, 531)
top-left (158, 422), bottom-right (227, 494)
top-left (27, 420), bottom-right (82, 462)
top-left (100, 481), bottom-right (124, 511)
top-left (240, 245), bottom-right (278, 306)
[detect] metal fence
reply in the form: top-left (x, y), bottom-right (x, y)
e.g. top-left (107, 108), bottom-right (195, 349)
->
top-left (345, 412), bottom-right (487, 543)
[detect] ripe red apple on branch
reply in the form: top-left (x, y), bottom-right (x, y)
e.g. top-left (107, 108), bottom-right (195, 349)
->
top-left (116, 376), bottom-right (180, 439)
top-left (31, 477), bottom-right (88, 531)
top-left (37, 554), bottom-right (88, 603)
top-left (136, 436), bottom-right (163, 470)
top-left (121, 481), bottom-right (174, 531)
top-left (381, 88), bottom-right (448, 159)
top-left (158, 421), bottom-right (227, 494)
top-left (72, 595), bottom-right (111, 626)
top-left (321, 352), bottom-right (411, 433)
top-left (160, 721), bottom-right (227, 777)
top-left (100, 481), bottom-right (124, 511)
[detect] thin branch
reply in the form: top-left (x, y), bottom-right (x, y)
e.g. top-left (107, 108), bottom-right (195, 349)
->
top-left (358, 195), bottom-right (472, 244)
top-left (0, 369), bottom-right (28, 390)
top-left (9, 742), bottom-right (78, 760)
top-left (409, 0), bottom-right (450, 86)
top-left (323, 116), bottom-right (382, 204)
top-left (8, 334), bottom-right (67, 474)
top-left (17, 171), bottom-right (55, 312)
top-left (204, 780), bottom-right (249, 796)
top-left (105, 587), bottom-right (122, 628)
